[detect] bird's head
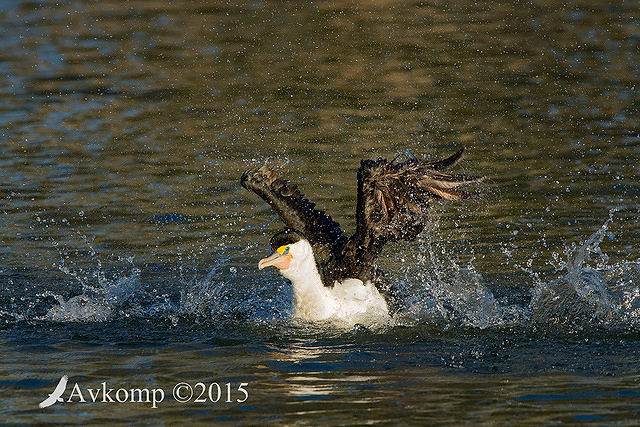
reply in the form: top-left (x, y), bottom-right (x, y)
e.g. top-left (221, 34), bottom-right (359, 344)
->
top-left (258, 229), bottom-right (316, 281)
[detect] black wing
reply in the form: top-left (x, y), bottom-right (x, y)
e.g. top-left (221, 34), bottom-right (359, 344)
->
top-left (339, 147), bottom-right (483, 283)
top-left (241, 166), bottom-right (348, 283)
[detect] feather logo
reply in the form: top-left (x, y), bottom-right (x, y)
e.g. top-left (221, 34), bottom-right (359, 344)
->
top-left (39, 375), bottom-right (68, 408)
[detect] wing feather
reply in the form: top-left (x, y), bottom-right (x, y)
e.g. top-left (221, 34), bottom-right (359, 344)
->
top-left (242, 148), bottom-right (482, 288)
top-left (340, 147), bottom-right (482, 283)
top-left (241, 166), bottom-right (348, 283)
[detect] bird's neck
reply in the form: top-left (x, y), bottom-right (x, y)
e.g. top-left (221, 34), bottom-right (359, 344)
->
top-left (283, 254), bottom-right (336, 320)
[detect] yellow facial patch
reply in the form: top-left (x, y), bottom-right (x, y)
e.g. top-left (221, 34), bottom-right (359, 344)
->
top-left (276, 245), bottom-right (290, 255)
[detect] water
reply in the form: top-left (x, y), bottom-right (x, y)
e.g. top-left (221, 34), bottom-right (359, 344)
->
top-left (1, 0), bottom-right (639, 424)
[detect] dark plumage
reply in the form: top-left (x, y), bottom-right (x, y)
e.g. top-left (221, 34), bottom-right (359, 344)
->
top-left (269, 229), bottom-right (307, 252)
top-left (241, 147), bottom-right (482, 306)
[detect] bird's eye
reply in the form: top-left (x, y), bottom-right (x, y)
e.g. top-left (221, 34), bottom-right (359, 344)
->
top-left (277, 245), bottom-right (290, 255)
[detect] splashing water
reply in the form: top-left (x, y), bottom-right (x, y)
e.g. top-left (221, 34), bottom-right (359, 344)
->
top-left (44, 237), bottom-right (141, 322)
top-left (401, 257), bottom-right (505, 329)
top-left (44, 267), bottom-right (141, 322)
top-left (25, 210), bottom-right (639, 334)
top-left (388, 211), bottom-right (640, 333)
top-left (530, 213), bottom-right (640, 331)
top-left (390, 216), bottom-right (520, 330)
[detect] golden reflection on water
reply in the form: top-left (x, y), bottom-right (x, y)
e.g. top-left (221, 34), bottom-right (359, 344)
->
top-left (3, 0), bottom-right (637, 275)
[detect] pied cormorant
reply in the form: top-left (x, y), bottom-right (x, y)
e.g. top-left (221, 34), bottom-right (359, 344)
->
top-left (241, 147), bottom-right (482, 323)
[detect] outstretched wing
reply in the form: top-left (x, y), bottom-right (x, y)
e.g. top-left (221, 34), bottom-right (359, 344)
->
top-left (340, 147), bottom-right (483, 282)
top-left (241, 166), bottom-right (348, 277)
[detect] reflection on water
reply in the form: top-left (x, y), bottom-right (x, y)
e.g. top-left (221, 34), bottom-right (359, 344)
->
top-left (1, 0), bottom-right (639, 424)
top-left (262, 341), bottom-right (380, 399)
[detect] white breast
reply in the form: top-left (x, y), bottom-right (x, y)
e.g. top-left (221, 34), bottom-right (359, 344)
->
top-left (294, 278), bottom-right (389, 325)
top-left (275, 239), bottom-right (390, 325)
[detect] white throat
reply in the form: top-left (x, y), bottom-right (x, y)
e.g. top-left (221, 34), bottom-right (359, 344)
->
top-left (280, 240), bottom-right (337, 320)
top-left (279, 240), bottom-right (389, 324)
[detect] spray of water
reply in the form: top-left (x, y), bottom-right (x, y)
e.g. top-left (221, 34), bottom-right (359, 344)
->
top-left (529, 211), bottom-right (640, 330)
top-left (44, 235), bottom-right (141, 322)
top-left (21, 208), bottom-right (638, 334)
